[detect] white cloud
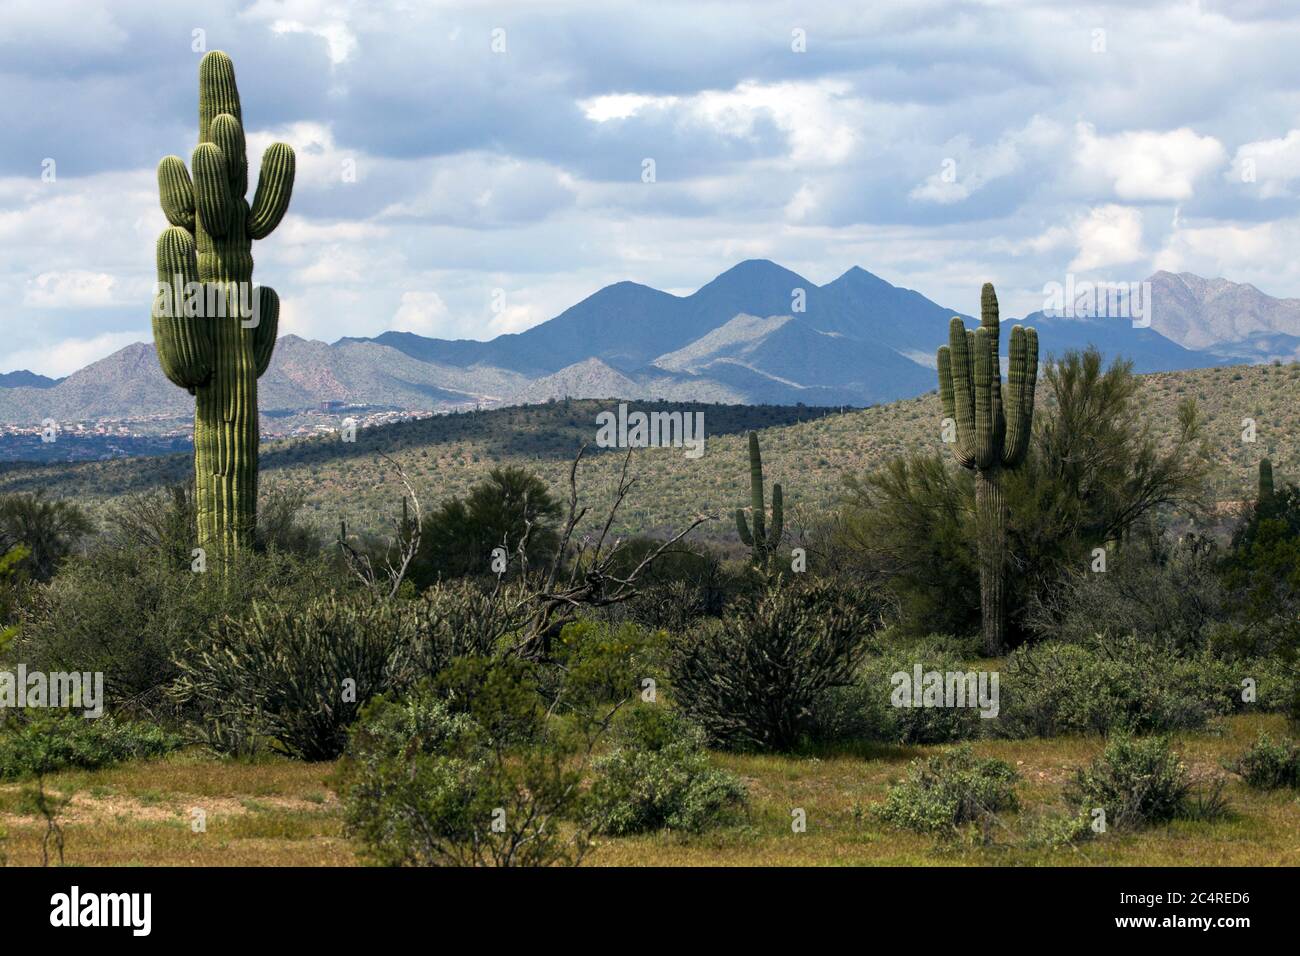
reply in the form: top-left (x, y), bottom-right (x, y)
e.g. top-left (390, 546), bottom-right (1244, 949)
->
top-left (1227, 130), bottom-right (1300, 198)
top-left (393, 290), bottom-right (451, 335)
top-left (4, 330), bottom-right (144, 378)
top-left (1069, 204), bottom-right (1144, 271)
top-left (910, 118), bottom-right (1066, 205)
top-left (242, 0), bottom-right (358, 64)
top-left (23, 270), bottom-right (117, 308)
top-left (1152, 219), bottom-right (1300, 290)
top-left (581, 79), bottom-right (863, 166)
top-left (1074, 122), bottom-right (1227, 201)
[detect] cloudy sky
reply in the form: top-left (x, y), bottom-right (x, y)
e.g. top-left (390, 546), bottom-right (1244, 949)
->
top-left (3, 0), bottom-right (1300, 376)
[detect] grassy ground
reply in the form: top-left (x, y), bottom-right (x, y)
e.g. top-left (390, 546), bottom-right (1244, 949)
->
top-left (2, 712), bottom-right (1296, 867)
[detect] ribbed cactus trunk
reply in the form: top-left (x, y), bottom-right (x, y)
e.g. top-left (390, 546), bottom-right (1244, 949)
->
top-left (937, 284), bottom-right (1038, 655)
top-left (736, 431), bottom-right (783, 569)
top-left (152, 51), bottom-right (295, 561)
top-left (1259, 458), bottom-right (1275, 505)
top-left (975, 467), bottom-right (1006, 654)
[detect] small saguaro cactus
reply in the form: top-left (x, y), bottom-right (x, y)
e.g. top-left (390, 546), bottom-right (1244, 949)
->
top-left (151, 51), bottom-right (295, 559)
top-left (736, 431), bottom-right (783, 567)
top-left (936, 283), bottom-right (1038, 655)
top-left (1259, 458), bottom-right (1275, 505)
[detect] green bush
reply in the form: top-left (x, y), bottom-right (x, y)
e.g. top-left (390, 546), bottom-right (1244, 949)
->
top-left (1064, 735), bottom-right (1193, 829)
top-left (1227, 732), bottom-right (1300, 790)
top-left (173, 593), bottom-right (422, 760)
top-left (877, 745), bottom-right (1019, 833)
top-left (1024, 535), bottom-right (1225, 652)
top-left (583, 707), bottom-right (746, 835)
top-left (550, 619), bottom-right (666, 712)
top-left (669, 581), bottom-right (880, 751)
top-left (0, 714), bottom-right (182, 780)
top-left (173, 581), bottom-right (520, 760)
top-left (15, 544), bottom-right (341, 713)
top-left (830, 640), bottom-right (989, 745)
top-left (1020, 809), bottom-right (1096, 849)
top-left (335, 675), bottom-right (590, 867)
top-left (996, 638), bottom-right (1242, 738)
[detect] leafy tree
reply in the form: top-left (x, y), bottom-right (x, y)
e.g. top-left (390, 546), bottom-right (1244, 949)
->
top-left (410, 467), bottom-right (560, 586)
top-left (0, 492), bottom-right (93, 582)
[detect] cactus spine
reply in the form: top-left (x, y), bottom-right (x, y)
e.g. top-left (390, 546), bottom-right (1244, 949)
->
top-left (1259, 458), bottom-right (1275, 504)
top-left (151, 51), bottom-right (295, 559)
top-left (936, 283), bottom-right (1038, 655)
top-left (736, 431), bottom-right (783, 567)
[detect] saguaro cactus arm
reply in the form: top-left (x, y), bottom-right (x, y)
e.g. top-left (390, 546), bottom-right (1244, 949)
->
top-left (248, 143), bottom-right (296, 239)
top-left (736, 508), bottom-right (754, 546)
top-left (152, 228), bottom-right (210, 391)
top-left (767, 482), bottom-right (783, 550)
top-left (1002, 324), bottom-right (1039, 467)
top-left (252, 286), bottom-right (280, 378)
top-left (158, 157), bottom-right (195, 230)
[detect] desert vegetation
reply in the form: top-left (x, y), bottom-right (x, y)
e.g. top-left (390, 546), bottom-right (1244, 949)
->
top-left (1, 312), bottom-right (1298, 865)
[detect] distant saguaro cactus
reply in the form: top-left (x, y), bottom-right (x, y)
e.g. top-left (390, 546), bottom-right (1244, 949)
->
top-left (736, 431), bottom-right (783, 567)
top-left (936, 283), bottom-right (1038, 654)
top-left (151, 51), bottom-right (295, 558)
top-left (1259, 458), bottom-right (1275, 504)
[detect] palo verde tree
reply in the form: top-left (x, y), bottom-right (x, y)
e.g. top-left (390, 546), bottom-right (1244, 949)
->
top-left (936, 283), bottom-right (1038, 654)
top-left (735, 431), bottom-right (783, 568)
top-left (151, 50), bottom-right (295, 559)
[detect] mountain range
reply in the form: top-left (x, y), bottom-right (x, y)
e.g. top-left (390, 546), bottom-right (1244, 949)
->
top-left (1, 261), bottom-right (1295, 427)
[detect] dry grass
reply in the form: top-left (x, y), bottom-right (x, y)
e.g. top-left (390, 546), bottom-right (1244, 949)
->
top-left (1, 713), bottom-right (1296, 867)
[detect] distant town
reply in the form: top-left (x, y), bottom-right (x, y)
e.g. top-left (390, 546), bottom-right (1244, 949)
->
top-left (0, 403), bottom-right (477, 464)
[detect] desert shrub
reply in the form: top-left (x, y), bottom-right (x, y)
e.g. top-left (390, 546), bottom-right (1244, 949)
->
top-left (1020, 809), bottom-right (1096, 849)
top-left (669, 581), bottom-right (881, 751)
top-left (1025, 534), bottom-right (1225, 652)
top-left (173, 593), bottom-right (431, 760)
top-left (0, 491), bottom-right (93, 583)
top-left (1227, 732), bottom-right (1300, 790)
top-left (623, 580), bottom-right (715, 632)
top-left (812, 639), bottom-right (990, 745)
top-left (1063, 735), bottom-right (1194, 829)
top-left (583, 707), bottom-right (746, 836)
top-left (335, 675), bottom-right (590, 867)
top-left (172, 578), bottom-right (518, 759)
top-left (996, 638), bottom-right (1241, 738)
top-left (0, 714), bottom-right (182, 780)
top-left (549, 618), bottom-right (666, 711)
top-left (1221, 485), bottom-right (1300, 721)
top-left (867, 640), bottom-right (990, 744)
top-left (877, 745), bottom-right (1019, 834)
top-left (14, 544), bottom-right (342, 714)
top-left (411, 578), bottom-right (524, 664)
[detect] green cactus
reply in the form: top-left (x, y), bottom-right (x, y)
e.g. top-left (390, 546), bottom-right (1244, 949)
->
top-left (1259, 458), bottom-right (1275, 504)
top-left (736, 431), bottom-right (783, 567)
top-left (151, 51), bottom-right (295, 559)
top-left (936, 283), bottom-right (1038, 655)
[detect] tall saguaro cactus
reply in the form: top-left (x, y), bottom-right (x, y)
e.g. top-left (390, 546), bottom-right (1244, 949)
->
top-left (936, 284), bottom-right (1038, 654)
top-left (736, 431), bottom-right (783, 567)
top-left (151, 51), bottom-right (295, 559)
